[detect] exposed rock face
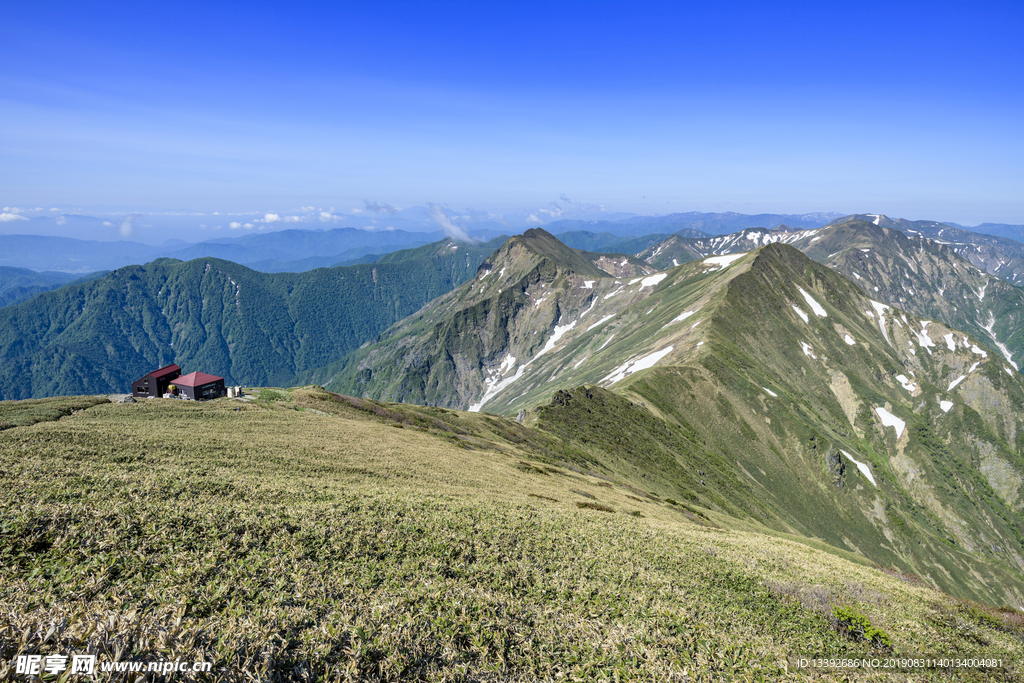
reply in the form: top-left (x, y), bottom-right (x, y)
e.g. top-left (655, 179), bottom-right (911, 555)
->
top-left (826, 448), bottom-right (846, 489)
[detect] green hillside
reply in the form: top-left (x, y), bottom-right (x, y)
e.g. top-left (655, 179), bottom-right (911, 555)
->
top-left (2, 390), bottom-right (1022, 680)
top-left (319, 232), bottom-right (1024, 608)
top-left (0, 238), bottom-right (503, 400)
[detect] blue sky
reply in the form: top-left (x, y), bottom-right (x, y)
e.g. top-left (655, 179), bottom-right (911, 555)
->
top-left (2, 0), bottom-right (1023, 229)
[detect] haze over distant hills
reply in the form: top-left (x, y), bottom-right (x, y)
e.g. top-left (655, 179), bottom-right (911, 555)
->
top-left (5, 208), bottom-right (1021, 278)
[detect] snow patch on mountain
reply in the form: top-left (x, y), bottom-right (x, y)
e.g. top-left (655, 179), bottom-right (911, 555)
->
top-left (979, 314), bottom-right (1018, 370)
top-left (470, 363), bottom-right (527, 412)
top-left (703, 252), bottom-right (747, 269)
top-left (535, 319), bottom-right (577, 360)
top-left (602, 346), bottom-right (675, 384)
top-left (793, 306), bottom-right (809, 324)
top-left (868, 300), bottom-right (892, 346)
top-left (874, 407), bottom-right (905, 438)
top-left (639, 272), bottom-right (668, 289)
top-left (895, 374), bottom-right (917, 393)
top-left (798, 287), bottom-right (827, 317)
top-left (673, 310), bottom-right (697, 323)
top-left (841, 450), bottom-right (877, 486)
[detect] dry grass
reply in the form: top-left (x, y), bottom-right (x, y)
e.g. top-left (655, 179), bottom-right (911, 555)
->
top-left (1, 389), bottom-right (1022, 681)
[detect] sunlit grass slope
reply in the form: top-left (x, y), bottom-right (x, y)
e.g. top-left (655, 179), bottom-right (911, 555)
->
top-left (2, 390), bottom-right (1023, 681)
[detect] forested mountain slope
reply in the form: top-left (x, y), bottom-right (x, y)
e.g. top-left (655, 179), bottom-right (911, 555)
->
top-left (0, 238), bottom-right (502, 399)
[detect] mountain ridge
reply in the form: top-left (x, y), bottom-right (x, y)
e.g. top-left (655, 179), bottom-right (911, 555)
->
top-left (317, 233), bottom-right (1024, 606)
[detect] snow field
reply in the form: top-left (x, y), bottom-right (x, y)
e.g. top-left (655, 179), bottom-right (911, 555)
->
top-left (874, 407), bottom-right (905, 438)
top-left (703, 252), bottom-right (748, 268)
top-left (602, 346), bottom-right (675, 384)
top-left (841, 450), bottom-right (877, 486)
top-left (797, 287), bottom-right (827, 317)
top-left (895, 374), bottom-right (917, 393)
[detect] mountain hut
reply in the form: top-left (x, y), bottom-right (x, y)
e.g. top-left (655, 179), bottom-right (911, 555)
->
top-left (131, 364), bottom-right (182, 398)
top-left (172, 371), bottom-right (226, 400)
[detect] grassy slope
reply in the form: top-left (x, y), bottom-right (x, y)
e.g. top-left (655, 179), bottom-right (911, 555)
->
top-left (312, 235), bottom-right (1024, 610)
top-left (2, 391), bottom-right (1023, 681)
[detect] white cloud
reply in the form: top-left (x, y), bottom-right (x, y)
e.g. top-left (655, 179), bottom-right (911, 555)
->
top-left (0, 212), bottom-right (29, 222)
top-left (55, 215), bottom-right (66, 225)
top-left (537, 202), bottom-right (564, 219)
top-left (244, 223), bottom-right (254, 229)
top-left (229, 221), bottom-right (242, 229)
top-left (118, 213), bottom-right (142, 238)
top-left (258, 213), bottom-right (302, 224)
top-left (213, 211), bottom-right (220, 215)
top-left (299, 206), bottom-right (314, 212)
top-left (103, 221), bottom-right (113, 226)
top-left (427, 202), bottom-right (476, 243)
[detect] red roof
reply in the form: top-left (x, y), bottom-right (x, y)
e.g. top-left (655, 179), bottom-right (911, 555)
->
top-left (134, 364), bottom-right (180, 383)
top-left (173, 371), bottom-right (224, 387)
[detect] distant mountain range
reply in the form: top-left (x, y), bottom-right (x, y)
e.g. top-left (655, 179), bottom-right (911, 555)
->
top-left (633, 220), bottom-right (1024, 370)
top-left (0, 228), bottom-right (450, 274)
top-left (543, 211), bottom-right (844, 237)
